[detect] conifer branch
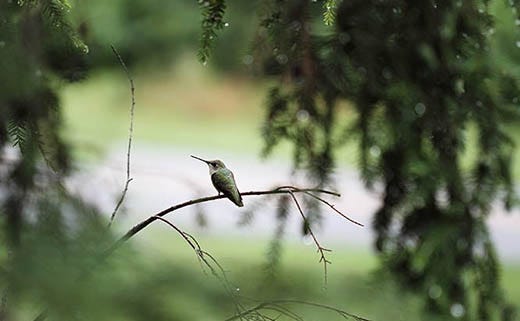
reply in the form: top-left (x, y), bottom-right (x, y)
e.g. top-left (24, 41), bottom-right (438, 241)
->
top-left (7, 119), bottom-right (27, 150)
top-left (322, 0), bottom-right (337, 26)
top-left (108, 45), bottom-right (135, 227)
top-left (40, 0), bottom-right (89, 53)
top-left (197, 0), bottom-right (227, 63)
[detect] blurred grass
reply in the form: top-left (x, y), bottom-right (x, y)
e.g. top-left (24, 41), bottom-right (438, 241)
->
top-left (61, 54), bottom-right (359, 164)
top-left (123, 229), bottom-right (520, 321)
top-left (135, 232), bottom-right (420, 321)
top-left (62, 54), bottom-right (269, 157)
top-left (61, 55), bottom-right (519, 179)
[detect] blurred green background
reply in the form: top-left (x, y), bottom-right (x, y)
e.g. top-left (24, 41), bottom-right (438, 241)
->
top-left (4, 0), bottom-right (518, 320)
top-left (58, 0), bottom-right (520, 320)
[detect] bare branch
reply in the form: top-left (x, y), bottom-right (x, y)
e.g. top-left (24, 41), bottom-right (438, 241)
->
top-left (287, 191), bottom-right (331, 285)
top-left (108, 186), bottom-right (346, 252)
top-left (108, 45), bottom-right (136, 227)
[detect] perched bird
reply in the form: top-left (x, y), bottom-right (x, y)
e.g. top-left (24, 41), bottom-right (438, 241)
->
top-left (191, 155), bottom-right (244, 207)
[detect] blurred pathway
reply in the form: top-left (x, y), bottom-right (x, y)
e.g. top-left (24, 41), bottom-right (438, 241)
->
top-left (67, 144), bottom-right (520, 262)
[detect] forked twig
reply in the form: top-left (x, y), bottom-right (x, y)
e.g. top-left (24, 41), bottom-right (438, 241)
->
top-left (108, 45), bottom-right (136, 227)
top-left (287, 191), bottom-right (331, 285)
top-left (152, 216), bottom-right (263, 321)
top-left (110, 186), bottom-right (347, 250)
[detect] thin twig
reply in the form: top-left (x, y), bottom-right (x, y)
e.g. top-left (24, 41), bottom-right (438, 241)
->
top-left (153, 216), bottom-right (197, 249)
top-left (265, 303), bottom-right (304, 321)
top-left (153, 216), bottom-right (217, 278)
top-left (152, 216), bottom-right (257, 321)
top-left (287, 191), bottom-right (331, 286)
top-left (225, 299), bottom-right (371, 321)
top-left (274, 185), bottom-right (340, 197)
top-left (153, 216), bottom-right (226, 282)
top-left (270, 300), bottom-right (372, 321)
top-left (303, 191), bottom-right (363, 227)
top-left (108, 45), bottom-right (136, 227)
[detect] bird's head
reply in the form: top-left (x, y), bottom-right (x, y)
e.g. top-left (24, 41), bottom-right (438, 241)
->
top-left (191, 155), bottom-right (226, 171)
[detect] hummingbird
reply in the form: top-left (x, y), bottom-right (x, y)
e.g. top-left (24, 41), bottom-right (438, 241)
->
top-left (191, 155), bottom-right (244, 207)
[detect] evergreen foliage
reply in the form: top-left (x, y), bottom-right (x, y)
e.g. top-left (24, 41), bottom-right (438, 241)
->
top-left (67, 0), bottom-right (256, 71)
top-left (0, 1), bottom-right (90, 319)
top-left (0, 0), bottom-right (88, 248)
top-left (323, 0), bottom-right (338, 26)
top-left (1, 0), bottom-right (519, 320)
top-left (205, 0), bottom-right (520, 320)
top-left (197, 0), bottom-right (227, 64)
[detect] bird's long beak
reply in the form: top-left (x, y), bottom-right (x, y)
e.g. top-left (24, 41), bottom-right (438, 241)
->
top-left (190, 155), bottom-right (210, 164)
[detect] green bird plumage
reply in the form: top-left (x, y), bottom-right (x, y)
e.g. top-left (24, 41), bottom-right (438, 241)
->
top-left (191, 155), bottom-right (244, 207)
